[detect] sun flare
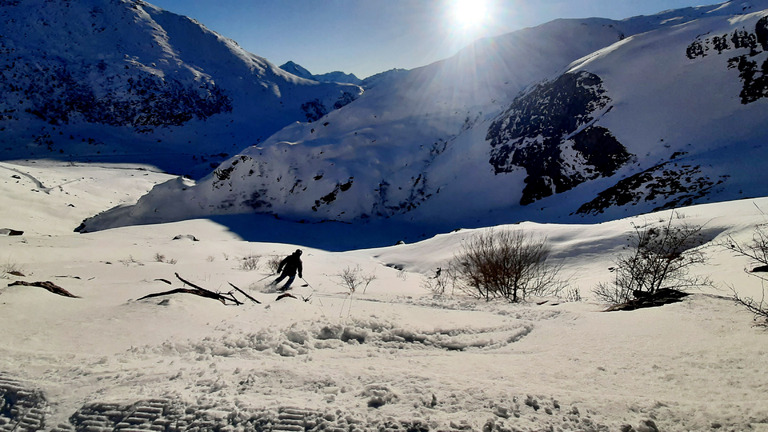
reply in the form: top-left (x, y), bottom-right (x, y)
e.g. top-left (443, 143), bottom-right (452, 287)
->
top-left (450, 0), bottom-right (489, 30)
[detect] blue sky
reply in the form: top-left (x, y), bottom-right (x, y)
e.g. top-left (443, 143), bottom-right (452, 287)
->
top-left (148, 0), bottom-right (712, 79)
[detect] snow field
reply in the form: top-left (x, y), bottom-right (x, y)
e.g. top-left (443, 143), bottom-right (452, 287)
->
top-left (1, 162), bottom-right (768, 431)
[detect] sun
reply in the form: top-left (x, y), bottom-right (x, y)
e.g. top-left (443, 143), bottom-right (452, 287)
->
top-left (450, 0), bottom-right (489, 31)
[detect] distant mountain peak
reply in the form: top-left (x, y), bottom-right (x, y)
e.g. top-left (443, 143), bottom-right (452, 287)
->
top-left (279, 61), bottom-right (314, 80)
top-left (279, 61), bottom-right (362, 85)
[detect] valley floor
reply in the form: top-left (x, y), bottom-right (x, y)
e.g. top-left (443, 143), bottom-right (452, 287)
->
top-left (1, 161), bottom-right (767, 431)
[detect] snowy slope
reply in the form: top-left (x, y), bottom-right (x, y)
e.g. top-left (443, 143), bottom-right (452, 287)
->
top-left (76, 16), bottom-right (634, 233)
top-left (2, 161), bottom-right (768, 431)
top-left (80, 1), bottom-right (768, 242)
top-left (0, 0), bottom-right (361, 177)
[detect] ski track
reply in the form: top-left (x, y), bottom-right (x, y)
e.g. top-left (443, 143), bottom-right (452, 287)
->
top-left (0, 163), bottom-right (50, 193)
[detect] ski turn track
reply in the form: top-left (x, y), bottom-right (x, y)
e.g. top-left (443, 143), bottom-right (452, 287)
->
top-left (0, 369), bottom-right (664, 431)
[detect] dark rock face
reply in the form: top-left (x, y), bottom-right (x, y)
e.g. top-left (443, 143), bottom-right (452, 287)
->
top-left (576, 159), bottom-right (729, 215)
top-left (0, 59), bottom-right (233, 130)
top-left (312, 177), bottom-right (354, 211)
top-left (687, 17), bottom-right (768, 104)
top-left (487, 72), bottom-right (632, 205)
top-left (605, 288), bottom-right (689, 312)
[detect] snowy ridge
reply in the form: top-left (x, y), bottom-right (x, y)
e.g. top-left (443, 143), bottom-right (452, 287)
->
top-left (80, 1), bottom-right (768, 241)
top-left (0, 0), bottom-right (361, 177)
top-left (280, 61), bottom-right (363, 85)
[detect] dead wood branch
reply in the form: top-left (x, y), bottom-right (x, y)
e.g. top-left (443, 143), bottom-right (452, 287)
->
top-left (8, 281), bottom-right (79, 298)
top-left (175, 272), bottom-right (241, 305)
top-left (136, 273), bottom-right (242, 305)
top-left (228, 282), bottom-right (262, 304)
top-left (276, 292), bottom-right (297, 301)
top-left (137, 288), bottom-right (205, 301)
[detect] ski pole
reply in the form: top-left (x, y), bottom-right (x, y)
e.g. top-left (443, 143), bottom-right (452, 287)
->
top-left (257, 273), bottom-right (276, 282)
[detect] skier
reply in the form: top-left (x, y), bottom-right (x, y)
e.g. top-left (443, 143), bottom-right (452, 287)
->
top-left (271, 249), bottom-right (303, 291)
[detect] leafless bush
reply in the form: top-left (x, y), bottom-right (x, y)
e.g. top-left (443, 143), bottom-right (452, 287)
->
top-left (397, 268), bottom-right (408, 281)
top-left (336, 265), bottom-right (376, 294)
top-left (722, 223), bottom-right (768, 324)
top-left (451, 229), bottom-right (564, 302)
top-left (422, 266), bottom-right (458, 296)
top-left (562, 287), bottom-right (582, 302)
top-left (594, 213), bottom-right (709, 305)
top-left (154, 253), bottom-right (177, 265)
top-left (239, 254), bottom-right (261, 271)
top-left (120, 255), bottom-right (143, 267)
top-left (1, 259), bottom-right (25, 278)
top-left (267, 255), bottom-right (282, 273)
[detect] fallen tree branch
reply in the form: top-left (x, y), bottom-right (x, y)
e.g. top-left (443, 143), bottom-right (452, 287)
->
top-left (137, 288), bottom-right (206, 301)
top-left (228, 282), bottom-right (261, 304)
top-left (175, 272), bottom-right (242, 305)
top-left (136, 273), bottom-right (242, 305)
top-left (8, 281), bottom-right (79, 298)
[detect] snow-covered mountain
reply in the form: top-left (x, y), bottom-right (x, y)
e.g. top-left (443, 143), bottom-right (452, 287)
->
top-left (279, 61), bottom-right (316, 80)
top-left (280, 61), bottom-right (363, 85)
top-left (0, 0), bottom-right (362, 177)
top-left (79, 1), bottom-right (768, 239)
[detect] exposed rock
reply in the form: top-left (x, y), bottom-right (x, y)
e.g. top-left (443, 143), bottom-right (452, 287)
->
top-left (576, 161), bottom-right (729, 215)
top-left (687, 17), bottom-right (768, 104)
top-left (605, 288), bottom-right (689, 311)
top-left (487, 71), bottom-right (631, 205)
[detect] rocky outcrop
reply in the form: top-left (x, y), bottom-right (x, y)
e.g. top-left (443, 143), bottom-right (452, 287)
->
top-left (487, 71), bottom-right (632, 205)
top-left (687, 16), bottom-right (768, 104)
top-left (576, 158), bottom-right (729, 215)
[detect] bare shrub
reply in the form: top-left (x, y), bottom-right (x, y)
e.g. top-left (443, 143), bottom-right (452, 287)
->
top-left (335, 265), bottom-right (376, 318)
top-left (336, 265), bottom-right (376, 294)
top-left (594, 213), bottom-right (709, 305)
top-left (120, 255), bottom-right (143, 267)
top-left (267, 255), bottom-right (282, 273)
top-left (421, 266), bottom-right (458, 296)
top-left (722, 223), bottom-right (768, 324)
top-left (154, 253), bottom-right (177, 265)
top-left (239, 254), bottom-right (261, 271)
top-left (562, 287), bottom-right (582, 303)
top-left (451, 229), bottom-right (563, 302)
top-left (397, 268), bottom-right (408, 281)
top-left (1, 259), bottom-right (25, 278)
